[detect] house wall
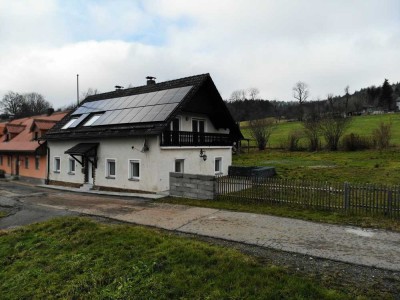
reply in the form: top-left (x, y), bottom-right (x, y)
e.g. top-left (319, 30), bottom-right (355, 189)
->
top-left (175, 113), bottom-right (229, 134)
top-left (0, 154), bottom-right (47, 182)
top-left (48, 136), bottom-right (232, 193)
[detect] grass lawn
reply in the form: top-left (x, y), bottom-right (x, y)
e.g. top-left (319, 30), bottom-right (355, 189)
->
top-left (233, 149), bottom-right (400, 185)
top-left (0, 217), bottom-right (350, 299)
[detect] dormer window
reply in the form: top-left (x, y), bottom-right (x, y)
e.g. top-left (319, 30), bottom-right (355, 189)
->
top-left (62, 118), bottom-right (78, 129)
top-left (84, 114), bottom-right (102, 126)
top-left (34, 132), bottom-right (39, 140)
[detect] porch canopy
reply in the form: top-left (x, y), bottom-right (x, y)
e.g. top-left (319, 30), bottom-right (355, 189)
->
top-left (65, 143), bottom-right (99, 167)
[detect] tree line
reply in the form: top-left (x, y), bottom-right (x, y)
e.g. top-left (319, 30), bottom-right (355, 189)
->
top-left (226, 79), bottom-right (400, 122)
top-left (0, 92), bottom-right (53, 119)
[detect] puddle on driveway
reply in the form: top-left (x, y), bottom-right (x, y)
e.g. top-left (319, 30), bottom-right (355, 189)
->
top-left (345, 228), bottom-right (375, 237)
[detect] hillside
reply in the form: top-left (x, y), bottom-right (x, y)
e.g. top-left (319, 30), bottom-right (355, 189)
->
top-left (240, 113), bottom-right (400, 149)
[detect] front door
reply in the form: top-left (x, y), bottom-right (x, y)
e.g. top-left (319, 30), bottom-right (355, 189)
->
top-left (88, 158), bottom-right (94, 184)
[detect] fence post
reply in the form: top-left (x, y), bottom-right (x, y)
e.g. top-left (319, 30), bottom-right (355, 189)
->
top-left (344, 182), bottom-right (350, 212)
top-left (387, 190), bottom-right (393, 217)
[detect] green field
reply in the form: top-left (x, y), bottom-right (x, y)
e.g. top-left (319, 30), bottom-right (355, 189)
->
top-left (233, 149), bottom-right (400, 185)
top-left (0, 217), bottom-right (349, 299)
top-left (240, 113), bottom-right (400, 148)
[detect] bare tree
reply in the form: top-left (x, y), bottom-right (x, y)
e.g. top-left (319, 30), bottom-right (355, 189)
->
top-left (248, 118), bottom-right (275, 150)
top-left (0, 92), bottom-right (24, 116)
top-left (80, 88), bottom-right (99, 100)
top-left (292, 81), bottom-right (309, 120)
top-left (248, 87), bottom-right (260, 100)
top-left (24, 92), bottom-right (52, 115)
top-left (344, 85), bottom-right (350, 114)
top-left (303, 115), bottom-right (321, 151)
top-left (319, 116), bottom-right (352, 151)
top-left (327, 93), bottom-right (335, 112)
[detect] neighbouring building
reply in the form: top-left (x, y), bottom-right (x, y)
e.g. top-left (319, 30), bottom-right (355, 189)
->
top-left (43, 74), bottom-right (243, 193)
top-left (0, 111), bottom-right (68, 183)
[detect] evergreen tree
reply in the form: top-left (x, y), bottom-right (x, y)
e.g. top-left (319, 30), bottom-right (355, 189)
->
top-left (379, 79), bottom-right (394, 110)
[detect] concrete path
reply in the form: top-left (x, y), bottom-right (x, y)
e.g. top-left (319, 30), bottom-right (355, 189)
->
top-left (1, 181), bottom-right (400, 271)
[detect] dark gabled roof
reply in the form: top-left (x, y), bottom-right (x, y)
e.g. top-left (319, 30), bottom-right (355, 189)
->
top-left (44, 73), bottom-right (243, 140)
top-left (65, 143), bottom-right (99, 156)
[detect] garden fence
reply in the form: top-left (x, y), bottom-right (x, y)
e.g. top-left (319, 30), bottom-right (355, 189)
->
top-left (216, 175), bottom-right (400, 218)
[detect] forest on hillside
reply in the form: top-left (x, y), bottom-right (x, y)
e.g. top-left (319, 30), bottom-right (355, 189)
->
top-left (225, 80), bottom-right (400, 122)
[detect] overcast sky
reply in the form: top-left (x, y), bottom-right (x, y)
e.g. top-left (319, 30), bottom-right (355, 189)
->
top-left (0, 0), bottom-right (399, 109)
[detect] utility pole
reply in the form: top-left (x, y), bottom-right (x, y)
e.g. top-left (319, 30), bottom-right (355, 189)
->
top-left (77, 74), bottom-right (80, 106)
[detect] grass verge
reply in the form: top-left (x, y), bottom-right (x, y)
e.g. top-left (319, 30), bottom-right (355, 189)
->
top-left (0, 217), bottom-right (350, 299)
top-left (161, 197), bottom-right (400, 232)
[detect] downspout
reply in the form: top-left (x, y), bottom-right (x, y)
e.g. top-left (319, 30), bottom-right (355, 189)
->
top-left (38, 140), bottom-right (50, 185)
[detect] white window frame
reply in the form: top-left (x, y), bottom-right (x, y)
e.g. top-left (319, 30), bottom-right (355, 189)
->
top-left (175, 159), bottom-right (184, 173)
top-left (106, 158), bottom-right (116, 179)
top-left (84, 114), bottom-right (102, 126)
top-left (215, 157), bottom-right (222, 175)
top-left (62, 118), bottom-right (78, 129)
top-left (128, 159), bottom-right (140, 180)
top-left (191, 118), bottom-right (206, 132)
top-left (68, 158), bottom-right (76, 174)
top-left (54, 157), bottom-right (61, 173)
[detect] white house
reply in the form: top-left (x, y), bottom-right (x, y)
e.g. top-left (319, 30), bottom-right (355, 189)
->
top-left (43, 74), bottom-right (243, 193)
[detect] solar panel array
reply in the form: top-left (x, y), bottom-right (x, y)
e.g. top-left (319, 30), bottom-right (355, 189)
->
top-left (71, 86), bottom-right (192, 126)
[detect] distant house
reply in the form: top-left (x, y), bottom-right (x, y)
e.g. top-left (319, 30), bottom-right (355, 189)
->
top-left (44, 74), bottom-right (243, 193)
top-left (0, 111), bottom-right (68, 183)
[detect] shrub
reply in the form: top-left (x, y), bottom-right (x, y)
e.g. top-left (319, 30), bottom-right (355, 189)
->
top-left (302, 118), bottom-right (320, 151)
top-left (248, 118), bottom-right (276, 150)
top-left (285, 130), bottom-right (303, 151)
top-left (320, 115), bottom-right (352, 151)
top-left (372, 121), bottom-right (392, 150)
top-left (341, 133), bottom-right (371, 151)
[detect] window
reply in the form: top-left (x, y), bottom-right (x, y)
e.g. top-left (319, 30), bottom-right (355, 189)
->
top-left (68, 158), bottom-right (76, 174)
top-left (25, 156), bottom-right (29, 169)
top-left (192, 119), bottom-right (205, 133)
top-left (0, 155), bottom-right (2, 166)
top-left (106, 159), bottom-right (116, 178)
top-left (33, 132), bottom-right (39, 140)
top-left (84, 114), bottom-right (101, 126)
top-left (175, 159), bottom-right (184, 173)
top-left (170, 117), bottom-right (180, 131)
top-left (7, 156), bottom-right (11, 167)
top-left (54, 157), bottom-right (61, 173)
top-left (35, 157), bottom-right (40, 170)
top-left (215, 157), bottom-right (222, 174)
top-left (62, 118), bottom-right (78, 129)
top-left (129, 160), bottom-right (140, 180)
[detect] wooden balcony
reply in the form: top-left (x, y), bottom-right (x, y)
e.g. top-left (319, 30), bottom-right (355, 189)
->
top-left (160, 131), bottom-right (233, 147)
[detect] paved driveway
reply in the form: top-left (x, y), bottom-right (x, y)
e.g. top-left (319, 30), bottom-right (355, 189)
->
top-left (1, 181), bottom-right (400, 272)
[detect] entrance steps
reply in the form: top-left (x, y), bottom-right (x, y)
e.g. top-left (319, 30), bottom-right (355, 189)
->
top-left (80, 183), bottom-right (94, 191)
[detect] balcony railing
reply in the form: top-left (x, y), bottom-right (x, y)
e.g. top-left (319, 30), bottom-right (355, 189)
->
top-left (161, 131), bottom-right (233, 147)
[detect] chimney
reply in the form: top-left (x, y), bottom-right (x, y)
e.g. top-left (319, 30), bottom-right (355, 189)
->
top-left (46, 108), bottom-right (55, 116)
top-left (146, 76), bottom-right (156, 85)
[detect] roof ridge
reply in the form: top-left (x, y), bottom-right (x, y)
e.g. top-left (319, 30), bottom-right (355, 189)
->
top-left (84, 73), bottom-right (210, 102)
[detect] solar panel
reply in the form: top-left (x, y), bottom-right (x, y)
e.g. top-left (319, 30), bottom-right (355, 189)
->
top-left (90, 111), bottom-right (114, 126)
top-left (152, 103), bottom-right (179, 122)
top-left (140, 105), bottom-right (165, 123)
top-left (156, 88), bottom-right (180, 105)
top-left (120, 107), bottom-right (143, 124)
top-left (136, 91), bottom-right (158, 107)
top-left (131, 106), bottom-right (153, 123)
top-left (108, 108), bottom-right (131, 124)
top-left (147, 89), bottom-right (166, 106)
top-left (69, 113), bottom-right (89, 128)
top-left (71, 85), bottom-right (193, 126)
